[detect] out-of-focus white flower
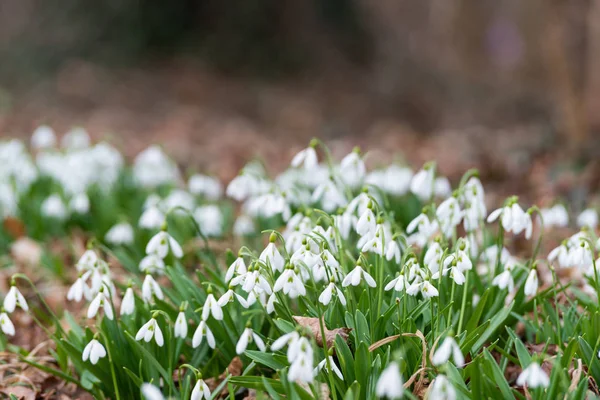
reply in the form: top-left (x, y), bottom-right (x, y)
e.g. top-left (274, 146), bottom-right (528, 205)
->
top-left (62, 127), bottom-right (90, 150)
top-left (105, 222), bottom-right (134, 245)
top-left (311, 179), bottom-right (347, 212)
top-left (539, 204), bottom-right (568, 228)
top-left (339, 150), bottom-right (365, 189)
top-left (259, 239), bottom-right (285, 273)
top-left (0, 312), bottom-right (15, 336)
top-left (236, 327), bottom-right (266, 354)
top-left (517, 362), bottom-right (549, 388)
top-left (120, 287), bottom-right (135, 315)
top-left (233, 215), bottom-right (255, 236)
top-left (192, 320), bottom-right (215, 349)
top-left (428, 375), bottom-right (456, 400)
top-left (410, 165), bottom-right (435, 201)
top-left (434, 176), bottom-right (452, 198)
top-left (524, 269), bottom-right (538, 296)
top-left (174, 311), bottom-right (188, 338)
top-left (188, 174), bottom-right (222, 200)
top-left (67, 274), bottom-right (91, 302)
top-left (139, 254), bottom-right (165, 275)
top-left (487, 201), bottom-right (532, 239)
top-left (87, 290), bottom-right (113, 320)
top-left (41, 194), bottom-right (68, 220)
top-left (577, 208), bottom-right (598, 229)
top-left (191, 378), bottom-right (211, 400)
top-left (194, 205), bottom-right (223, 237)
top-left (492, 267), bottom-right (515, 292)
top-left (136, 318), bottom-right (164, 347)
top-left (291, 146), bottom-right (318, 170)
top-left (82, 339), bottom-right (106, 365)
top-left (133, 145), bottom-right (180, 188)
top-left (432, 337), bottom-right (464, 367)
top-left (139, 206), bottom-right (165, 230)
top-left (342, 265), bottom-right (376, 287)
top-left (141, 383), bottom-right (164, 400)
top-left (375, 361), bottom-right (403, 399)
top-left (314, 355), bottom-right (344, 380)
top-left (142, 274), bottom-right (164, 303)
top-left (319, 282), bottom-right (346, 306)
top-left (146, 231), bottom-right (183, 259)
top-left (69, 193), bottom-right (90, 214)
top-left (31, 125), bottom-right (57, 149)
top-left (4, 285), bottom-right (29, 312)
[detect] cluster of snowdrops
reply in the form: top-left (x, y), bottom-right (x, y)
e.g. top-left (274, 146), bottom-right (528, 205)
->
top-left (1, 127), bottom-right (600, 399)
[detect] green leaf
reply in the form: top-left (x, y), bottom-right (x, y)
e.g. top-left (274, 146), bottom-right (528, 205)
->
top-left (482, 349), bottom-right (513, 399)
top-left (472, 302), bottom-right (514, 353)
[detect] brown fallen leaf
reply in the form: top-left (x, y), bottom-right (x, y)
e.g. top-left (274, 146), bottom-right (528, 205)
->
top-left (3, 217), bottom-right (26, 238)
top-left (205, 356), bottom-right (243, 398)
top-left (292, 316), bottom-right (351, 348)
top-left (11, 237), bottom-right (42, 266)
top-left (0, 386), bottom-right (36, 400)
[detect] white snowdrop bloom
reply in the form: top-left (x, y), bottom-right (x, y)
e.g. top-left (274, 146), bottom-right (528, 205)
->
top-left (105, 222), bottom-right (134, 246)
top-left (539, 204), bottom-right (568, 228)
top-left (424, 242), bottom-right (443, 274)
top-left (428, 375), bottom-right (456, 400)
top-left (517, 362), bottom-right (549, 388)
top-left (410, 165), bottom-right (435, 201)
top-left (174, 311), bottom-right (188, 338)
top-left (217, 288), bottom-right (249, 308)
top-left (288, 337), bottom-right (314, 384)
top-left (236, 327), bottom-right (266, 354)
top-left (139, 254), bottom-right (166, 275)
top-left (192, 320), bottom-right (216, 349)
top-left (436, 196), bottom-right (463, 238)
top-left (233, 215), bottom-right (255, 236)
top-left (339, 151), bottom-right (365, 189)
top-left (87, 290), bottom-right (113, 320)
top-left (375, 361), bottom-right (404, 399)
top-left (492, 268), bottom-right (515, 292)
top-left (385, 274), bottom-right (407, 292)
top-left (4, 285), bottom-right (29, 312)
top-left (407, 279), bottom-right (439, 298)
top-left (76, 250), bottom-right (98, 271)
top-left (264, 292), bottom-right (278, 314)
top-left (488, 202), bottom-right (532, 239)
top-left (259, 241), bottom-right (285, 273)
top-left (319, 282), bottom-right (347, 306)
top-left (202, 293), bottom-right (223, 321)
top-left (433, 264), bottom-right (466, 285)
top-left (334, 212), bottom-right (355, 240)
top-left (342, 265), bottom-right (376, 287)
top-left (141, 383), bottom-right (164, 400)
top-left (406, 213), bottom-right (439, 247)
top-left (41, 194), bottom-right (68, 220)
top-left (290, 245), bottom-right (320, 271)
top-left (82, 339), bottom-right (106, 365)
top-left (434, 177), bottom-right (452, 198)
top-left (194, 205), bottom-right (223, 237)
top-left (31, 125), bottom-right (57, 149)
top-left (139, 206), bottom-right (165, 230)
top-left (120, 287), bottom-right (135, 316)
top-left (443, 251), bottom-right (472, 273)
top-left (69, 192), bottom-right (90, 214)
top-left (136, 318), bottom-right (164, 347)
top-left (146, 231), bottom-right (183, 259)
top-left (577, 208), bottom-right (598, 229)
top-left (67, 275), bottom-right (91, 302)
top-left (188, 174), bottom-right (222, 200)
top-left (274, 268), bottom-right (306, 298)
top-left (226, 173), bottom-right (263, 201)
top-left (524, 269), bottom-right (539, 296)
top-left (164, 190), bottom-right (195, 212)
top-left (314, 355), bottom-right (344, 380)
top-left (0, 312), bottom-right (15, 336)
top-left (548, 242), bottom-right (570, 268)
top-left (383, 165), bottom-right (413, 196)
top-left (226, 257), bottom-right (247, 283)
top-left (311, 179), bottom-right (347, 212)
top-left (385, 240), bottom-right (401, 263)
top-left (133, 145), bottom-right (180, 188)
top-left (568, 239), bottom-right (593, 268)
top-left (142, 274), bottom-right (164, 303)
top-left (482, 245), bottom-right (511, 267)
top-left (356, 207), bottom-right (377, 236)
top-left (361, 231), bottom-right (385, 256)
top-left (0, 184), bottom-right (17, 218)
top-left (61, 127), bottom-right (90, 150)
top-left (271, 331), bottom-right (300, 352)
top-left (191, 378), bottom-right (212, 400)
top-left (432, 337), bottom-right (464, 367)
top-left (291, 146), bottom-right (318, 170)
top-left (347, 192), bottom-right (371, 216)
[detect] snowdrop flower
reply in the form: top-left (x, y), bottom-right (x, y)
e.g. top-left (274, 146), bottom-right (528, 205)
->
top-left (424, 241), bottom-right (443, 273)
top-left (133, 145), bottom-right (180, 188)
top-left (174, 311), bottom-right (188, 338)
top-left (319, 281), bottom-right (347, 306)
top-left (82, 338), bottom-right (106, 365)
top-left (339, 149), bottom-right (365, 189)
top-left (436, 196), bottom-right (463, 238)
top-left (87, 290), bottom-right (113, 320)
top-left (524, 268), bottom-right (539, 296)
top-left (194, 205), bottom-right (223, 237)
top-left (192, 320), bottom-right (216, 349)
top-left (41, 194), bottom-right (68, 220)
top-left (67, 274), bottom-right (91, 302)
top-left (191, 377), bottom-right (212, 400)
top-left (139, 254), bottom-right (166, 275)
top-left (428, 375), bottom-right (456, 400)
top-left (569, 239), bottom-right (593, 268)
top-left (434, 177), bottom-right (452, 198)
top-left (539, 204), bottom-right (568, 228)
top-left (141, 383), bottom-right (164, 400)
top-left (334, 212), bottom-right (355, 240)
top-left (407, 279), bottom-right (439, 298)
top-left (218, 287), bottom-right (249, 308)
top-left (236, 327), bottom-right (266, 354)
top-left (487, 200), bottom-right (532, 239)
top-left (375, 361), bottom-right (404, 399)
top-left (385, 274), bottom-right (407, 292)
top-left (61, 127), bottom-right (90, 150)
top-left (406, 213), bottom-right (439, 247)
top-left (342, 264), bottom-right (376, 287)
top-left (432, 337), bottom-right (464, 367)
top-left (410, 164), bottom-right (435, 201)
top-left (492, 267), bottom-right (515, 292)
top-left (385, 239), bottom-right (401, 263)
top-left (120, 287), bottom-right (135, 316)
top-left (31, 125), bottom-right (57, 149)
top-left (291, 145), bottom-right (318, 170)
top-left (202, 290), bottom-right (223, 321)
top-left (69, 193), bottom-right (90, 214)
top-left (311, 178), bottom-right (347, 212)
top-left (136, 317), bottom-right (164, 347)
top-left (139, 206), bottom-right (165, 230)
top-left (105, 222), bottom-right (134, 246)
top-left (0, 312), bottom-right (15, 336)
top-left (433, 263), bottom-right (466, 286)
top-left (4, 285), bottom-right (29, 312)
top-left (271, 331), bottom-right (300, 352)
top-left (142, 274), bottom-right (164, 303)
top-left (548, 242), bottom-right (570, 268)
top-left (314, 355), bottom-right (344, 380)
top-left (274, 267), bottom-right (306, 298)
top-left (577, 208), bottom-right (598, 229)
top-left (188, 174), bottom-right (222, 200)
top-left (76, 250), bottom-right (98, 271)
top-left (226, 256), bottom-right (247, 283)
top-left (517, 362), bottom-right (549, 388)
top-left (259, 236), bottom-right (285, 273)
top-left (356, 207), bottom-right (376, 236)
top-left (287, 337), bottom-right (314, 384)
top-left (233, 215), bottom-right (255, 236)
top-left (146, 230), bottom-right (183, 259)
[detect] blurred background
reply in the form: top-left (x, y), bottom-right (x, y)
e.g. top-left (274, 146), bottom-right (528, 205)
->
top-left (0, 0), bottom-right (599, 202)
